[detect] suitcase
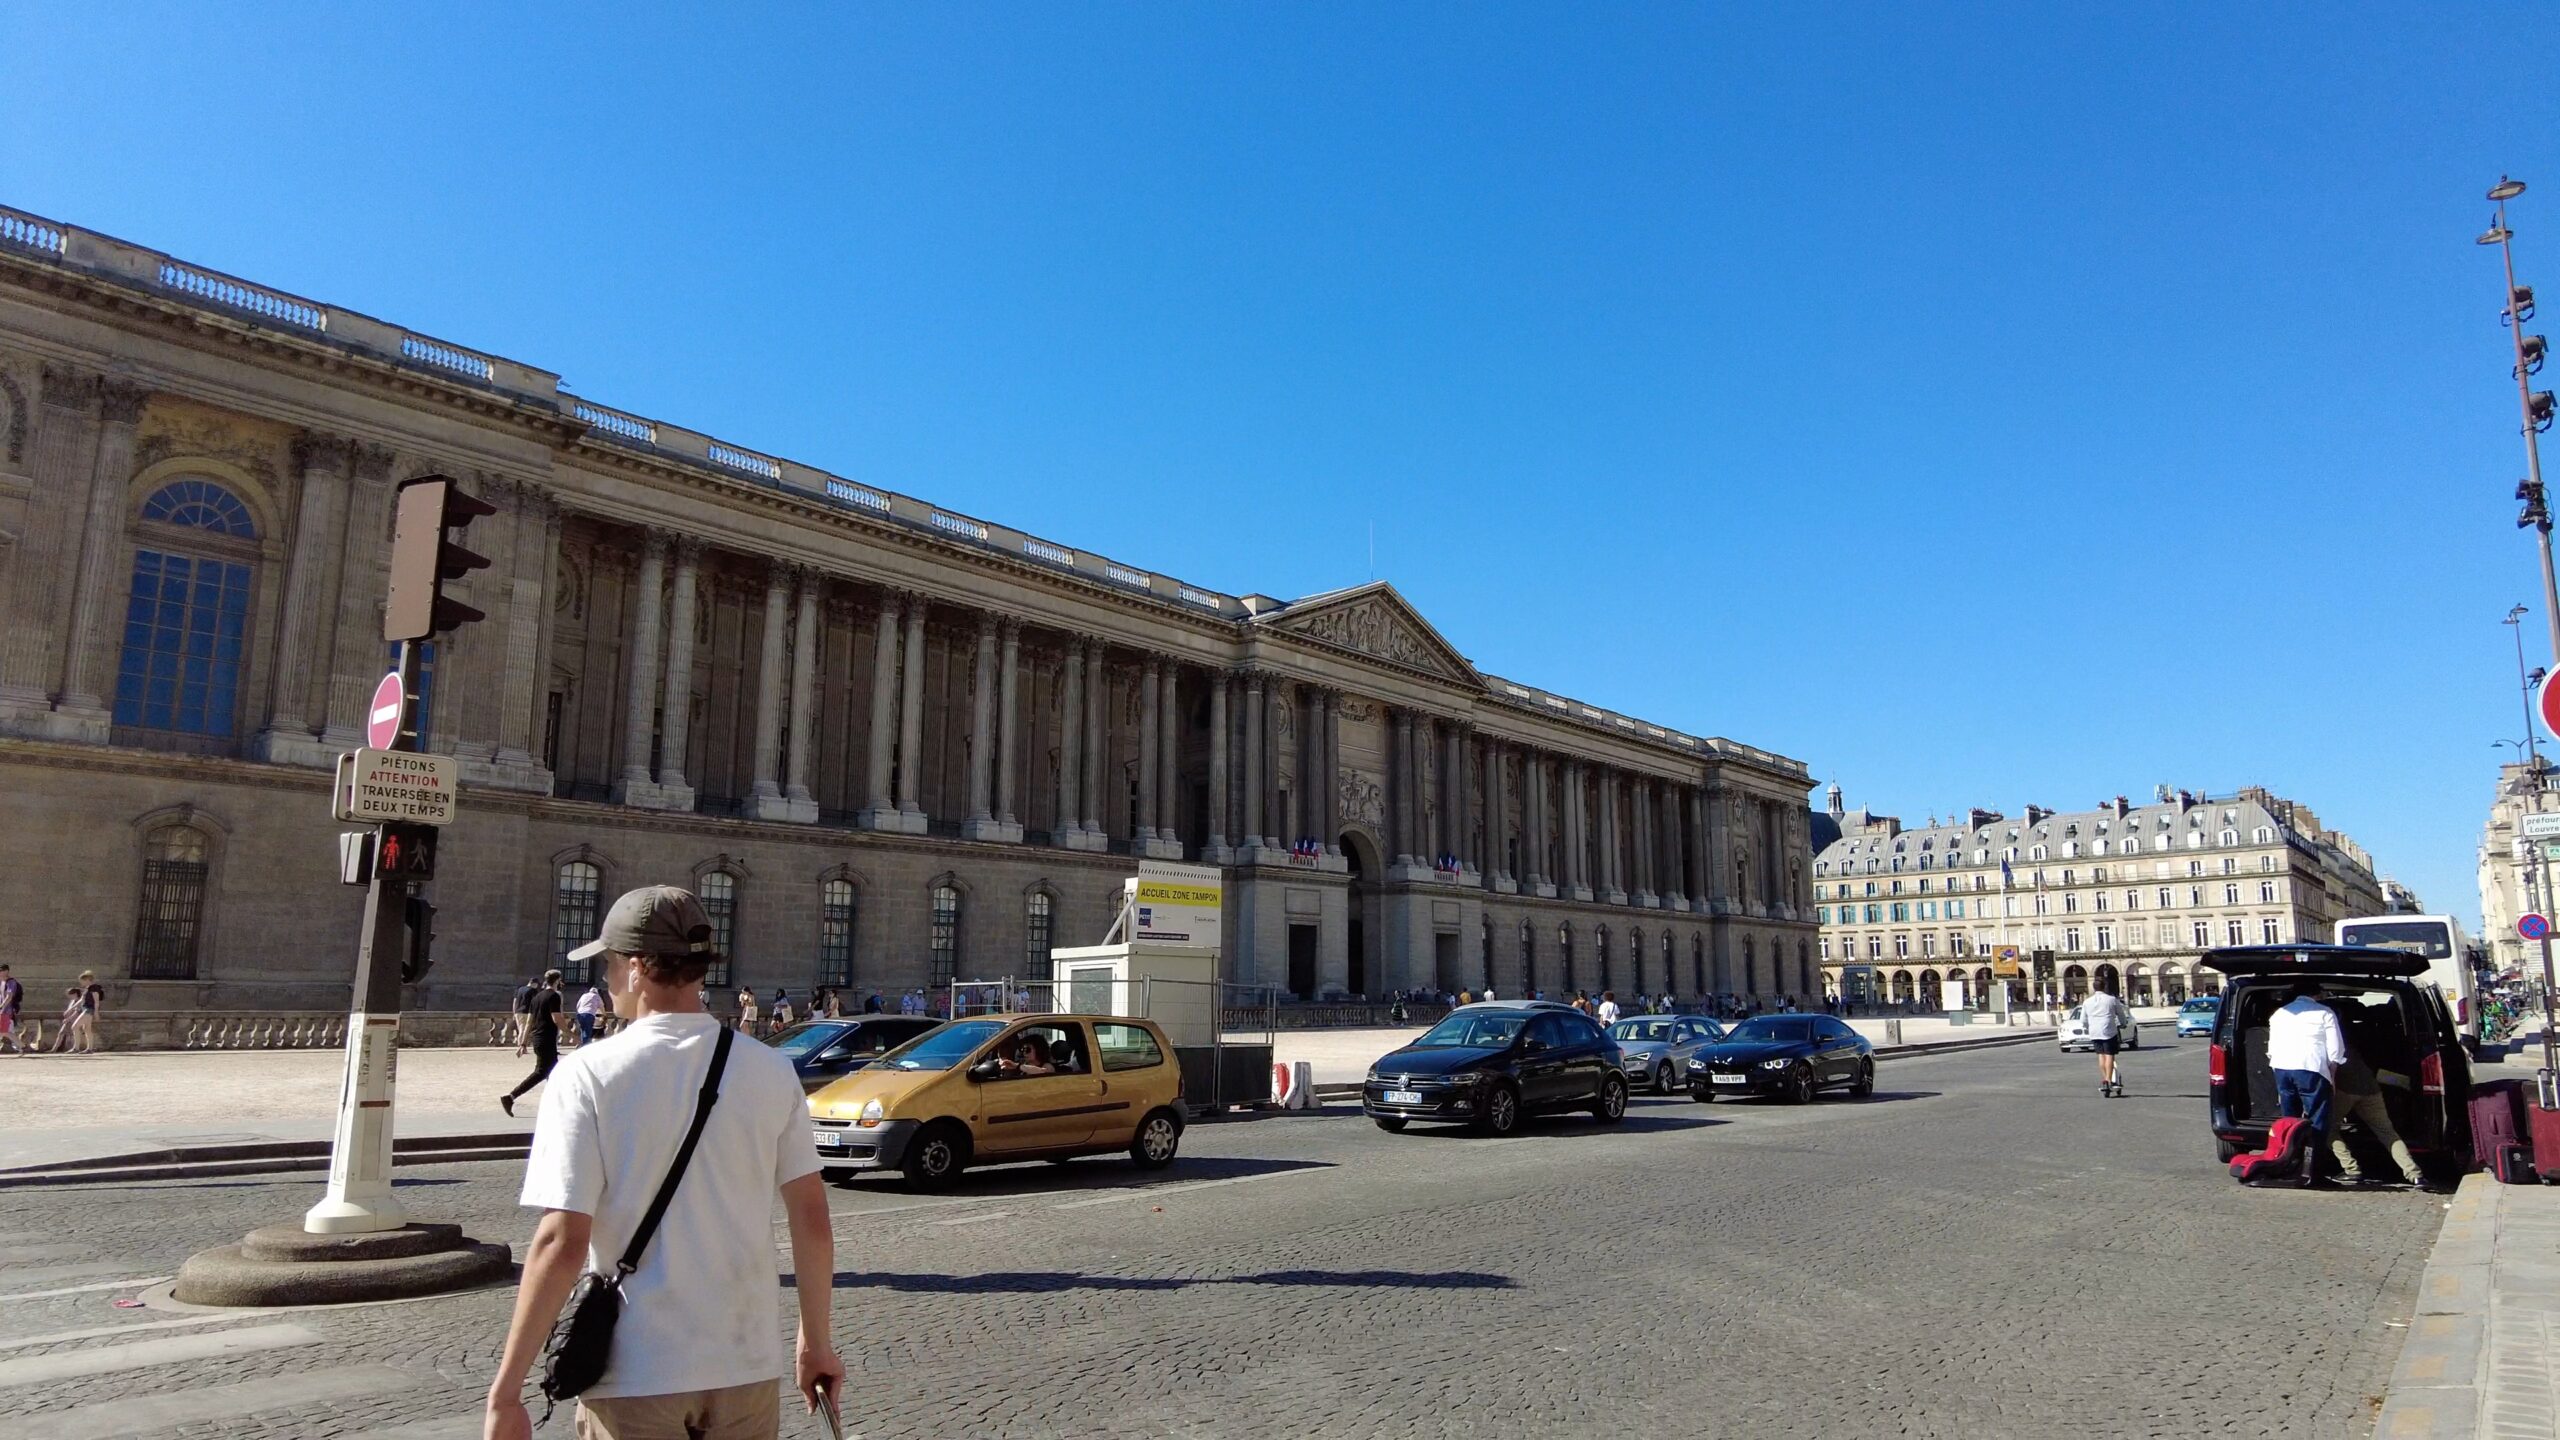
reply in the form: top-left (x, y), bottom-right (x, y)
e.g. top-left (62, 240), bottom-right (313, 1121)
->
top-left (2530, 1101), bottom-right (2560, 1181)
top-left (2469, 1078), bottom-right (2529, 1172)
top-left (2231, 1116), bottom-right (2315, 1187)
top-left (2495, 1142), bottom-right (2543, 1185)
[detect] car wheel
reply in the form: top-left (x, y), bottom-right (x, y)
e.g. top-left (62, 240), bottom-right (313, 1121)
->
top-left (1373, 1115), bottom-right (1410, 1133)
top-left (2215, 1138), bottom-right (2242, 1164)
top-left (1850, 1061), bottom-right (1875, 1099)
top-left (1788, 1066), bottom-right (1815, 1105)
top-left (901, 1122), bottom-right (969, 1191)
top-left (1130, 1109), bottom-right (1183, 1170)
top-left (1657, 1062), bottom-right (1680, 1095)
top-left (1472, 1083), bottom-right (1521, 1137)
top-left (1593, 1074), bottom-right (1628, 1124)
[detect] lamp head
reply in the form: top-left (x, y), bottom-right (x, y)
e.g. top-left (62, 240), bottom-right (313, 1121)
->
top-left (2482, 226), bottom-right (2513, 246)
top-left (2492, 178), bottom-right (2529, 202)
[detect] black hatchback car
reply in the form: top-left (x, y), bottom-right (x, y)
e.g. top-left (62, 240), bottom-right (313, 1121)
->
top-left (771, 1016), bottom-right (943, 1092)
top-left (2202, 945), bottom-right (2473, 1177)
top-left (1688, 1014), bottom-right (1874, 1103)
top-left (1362, 1002), bottom-right (1627, 1136)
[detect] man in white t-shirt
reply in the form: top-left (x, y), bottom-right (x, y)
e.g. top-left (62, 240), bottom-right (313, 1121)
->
top-left (484, 886), bottom-right (843, 1440)
top-left (2081, 977), bottom-right (2130, 1098)
top-left (1597, 991), bottom-right (1622, 1027)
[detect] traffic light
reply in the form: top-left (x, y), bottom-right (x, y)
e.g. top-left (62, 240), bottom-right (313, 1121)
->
top-left (401, 895), bottom-right (437, 985)
top-left (375, 823), bottom-right (439, 881)
top-left (384, 474), bottom-right (498, 642)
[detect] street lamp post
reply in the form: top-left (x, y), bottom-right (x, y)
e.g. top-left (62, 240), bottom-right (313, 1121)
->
top-left (2483, 183), bottom-right (2560, 1106)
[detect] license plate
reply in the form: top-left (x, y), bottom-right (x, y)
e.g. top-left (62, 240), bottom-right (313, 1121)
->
top-left (1711, 1074), bottom-right (1748, 1086)
top-left (1384, 1090), bottom-right (1424, 1105)
top-left (812, 1129), bottom-right (843, 1148)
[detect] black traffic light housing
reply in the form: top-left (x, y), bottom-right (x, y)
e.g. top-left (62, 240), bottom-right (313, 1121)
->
top-left (375, 822), bottom-right (439, 881)
top-left (402, 896), bottom-right (437, 985)
top-left (385, 474), bottom-right (499, 642)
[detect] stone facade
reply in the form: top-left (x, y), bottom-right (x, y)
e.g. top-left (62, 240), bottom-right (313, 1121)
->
top-left (1813, 784), bottom-right (2390, 1008)
top-left (0, 203), bottom-right (1819, 1017)
top-left (2477, 761), bottom-right (2547, 977)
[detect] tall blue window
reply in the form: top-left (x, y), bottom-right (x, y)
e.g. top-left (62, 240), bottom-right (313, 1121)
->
top-left (115, 480), bottom-right (259, 741)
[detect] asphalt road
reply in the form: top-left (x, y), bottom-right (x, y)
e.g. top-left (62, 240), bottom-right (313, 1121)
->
top-left (0, 1038), bottom-right (2441, 1438)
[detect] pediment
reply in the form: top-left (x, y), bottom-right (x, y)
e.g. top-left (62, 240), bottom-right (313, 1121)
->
top-left (1257, 582), bottom-right (1481, 686)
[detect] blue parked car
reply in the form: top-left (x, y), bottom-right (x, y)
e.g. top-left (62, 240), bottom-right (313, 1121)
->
top-left (2174, 996), bottom-right (2220, 1038)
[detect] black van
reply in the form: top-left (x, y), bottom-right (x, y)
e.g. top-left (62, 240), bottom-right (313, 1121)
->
top-left (2200, 945), bottom-right (2473, 1177)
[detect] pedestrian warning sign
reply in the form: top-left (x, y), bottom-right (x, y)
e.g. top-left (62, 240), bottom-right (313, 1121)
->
top-left (333, 748), bottom-right (459, 825)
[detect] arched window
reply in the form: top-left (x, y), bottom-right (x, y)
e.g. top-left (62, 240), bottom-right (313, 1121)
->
top-left (930, 884), bottom-right (962, 987)
top-left (699, 870), bottom-right (738, 988)
top-left (553, 861), bottom-right (602, 983)
top-left (1024, 890), bottom-right (1055, 982)
top-left (131, 823), bottom-right (211, 978)
top-left (114, 479), bottom-right (261, 747)
top-left (818, 878), bottom-right (857, 988)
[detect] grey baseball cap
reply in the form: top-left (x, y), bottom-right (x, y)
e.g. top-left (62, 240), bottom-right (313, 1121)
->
top-left (567, 885), bottom-right (719, 963)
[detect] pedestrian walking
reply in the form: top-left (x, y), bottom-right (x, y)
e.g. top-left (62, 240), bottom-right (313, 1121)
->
top-left (513, 976), bottom-right (538, 1056)
top-left (51, 986), bottom-right (85, 1053)
top-left (769, 988), bottom-right (792, 1033)
top-left (482, 885), bottom-right (843, 1440)
top-left (69, 971), bottom-right (103, 1052)
top-left (736, 987), bottom-right (760, 1035)
top-left (2266, 982), bottom-right (2346, 1170)
top-left (2082, 975), bottom-right (2130, 1097)
top-left (500, 971), bottom-right (566, 1116)
top-left (575, 981), bottom-right (608, 1046)
top-left (1596, 991), bottom-right (1621, 1027)
top-left (0, 963), bottom-right (22, 1056)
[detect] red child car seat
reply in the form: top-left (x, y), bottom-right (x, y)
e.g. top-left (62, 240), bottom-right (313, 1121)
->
top-left (2230, 1116), bottom-right (2314, 1187)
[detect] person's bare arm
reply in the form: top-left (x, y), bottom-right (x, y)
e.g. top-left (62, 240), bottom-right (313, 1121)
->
top-left (483, 1208), bottom-right (592, 1440)
top-left (780, 1172), bottom-right (844, 1412)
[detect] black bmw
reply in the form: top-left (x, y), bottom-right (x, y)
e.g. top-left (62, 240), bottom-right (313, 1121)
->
top-left (1688, 1014), bottom-right (1874, 1104)
top-left (1362, 1002), bottom-right (1627, 1136)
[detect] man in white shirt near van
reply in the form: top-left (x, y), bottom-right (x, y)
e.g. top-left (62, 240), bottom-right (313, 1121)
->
top-left (2082, 977), bottom-right (2130, 1098)
top-left (2265, 982), bottom-right (2348, 1149)
top-left (484, 886), bottom-right (843, 1440)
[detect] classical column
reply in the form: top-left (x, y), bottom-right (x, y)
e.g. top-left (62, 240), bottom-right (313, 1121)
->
top-left (1597, 770), bottom-right (1622, 904)
top-left (321, 445), bottom-right (399, 747)
top-left (1632, 781), bottom-right (1655, 906)
top-left (1658, 780), bottom-right (1685, 907)
top-left (1322, 689), bottom-right (1343, 856)
top-left (523, 494), bottom-right (562, 770)
top-left (1157, 662), bottom-right (1179, 847)
top-left (1207, 672), bottom-right (1231, 854)
top-left (56, 382), bottom-right (148, 722)
top-left (1486, 738), bottom-right (1510, 886)
top-left (254, 434), bottom-right (351, 756)
top-left (996, 619), bottom-right (1021, 829)
top-left (1568, 762), bottom-right (1594, 901)
top-left (1686, 785), bottom-right (1710, 912)
top-left (1242, 672), bottom-right (1266, 852)
top-left (0, 368), bottom-right (101, 720)
top-left (1263, 679), bottom-right (1286, 851)
top-left (1079, 644), bottom-right (1106, 837)
top-left (966, 613), bottom-right (999, 825)
top-left (1705, 783), bottom-right (1735, 915)
top-left (860, 592), bottom-right (901, 827)
top-left (747, 560), bottom-right (791, 805)
top-left (1446, 723), bottom-right (1469, 877)
top-left (1056, 638), bottom-right (1085, 841)
top-left (1521, 751), bottom-right (1545, 888)
top-left (495, 484), bottom-right (557, 780)
top-left (1133, 657), bottom-right (1159, 842)
top-left (611, 531), bottom-right (668, 803)
top-left (896, 598), bottom-right (927, 822)
top-left (655, 537), bottom-right (704, 801)
top-left (781, 570), bottom-right (821, 817)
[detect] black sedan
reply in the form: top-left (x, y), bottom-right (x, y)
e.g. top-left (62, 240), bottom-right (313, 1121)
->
top-left (1361, 1002), bottom-right (1628, 1136)
top-left (771, 1016), bottom-right (942, 1092)
top-left (1688, 1014), bottom-right (1874, 1104)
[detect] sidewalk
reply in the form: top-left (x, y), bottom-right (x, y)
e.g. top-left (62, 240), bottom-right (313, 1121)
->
top-left (2374, 1171), bottom-right (2560, 1439)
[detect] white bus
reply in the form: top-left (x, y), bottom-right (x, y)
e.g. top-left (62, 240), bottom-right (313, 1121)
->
top-left (2335, 914), bottom-right (2481, 1052)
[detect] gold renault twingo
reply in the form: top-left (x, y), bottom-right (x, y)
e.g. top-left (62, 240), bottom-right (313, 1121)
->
top-left (806, 1013), bottom-right (1186, 1189)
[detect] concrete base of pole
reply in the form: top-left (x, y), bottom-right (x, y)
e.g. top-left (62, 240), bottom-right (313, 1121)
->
top-left (172, 1222), bottom-right (512, 1307)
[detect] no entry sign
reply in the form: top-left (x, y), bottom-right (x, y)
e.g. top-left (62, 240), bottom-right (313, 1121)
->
top-left (366, 672), bottom-right (404, 751)
top-left (2541, 669), bottom-right (2560, 743)
top-left (2521, 913), bottom-right (2552, 942)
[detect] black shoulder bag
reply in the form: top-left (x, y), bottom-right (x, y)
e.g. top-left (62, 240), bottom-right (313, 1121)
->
top-left (537, 1025), bottom-right (734, 1419)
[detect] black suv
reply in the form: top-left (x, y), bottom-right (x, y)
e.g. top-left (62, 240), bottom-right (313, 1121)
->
top-left (1362, 1002), bottom-right (1627, 1136)
top-left (2201, 945), bottom-right (2473, 1177)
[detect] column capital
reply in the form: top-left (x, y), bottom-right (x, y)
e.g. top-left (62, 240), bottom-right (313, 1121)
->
top-left (974, 608), bottom-right (1000, 636)
top-left (670, 533), bottom-right (708, 566)
top-left (96, 380), bottom-right (148, 426)
top-left (37, 361), bottom-right (102, 412)
top-left (998, 614), bottom-right (1021, 642)
top-left (288, 430), bottom-right (356, 476)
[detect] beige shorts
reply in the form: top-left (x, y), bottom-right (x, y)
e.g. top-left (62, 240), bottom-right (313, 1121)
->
top-left (577, 1380), bottom-right (780, 1440)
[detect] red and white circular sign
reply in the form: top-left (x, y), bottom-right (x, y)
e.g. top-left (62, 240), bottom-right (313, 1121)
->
top-left (366, 672), bottom-right (405, 750)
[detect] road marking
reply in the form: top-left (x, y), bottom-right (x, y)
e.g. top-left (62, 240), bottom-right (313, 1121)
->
top-left (0, 1310), bottom-right (267, 1353)
top-left (0, 1321), bottom-right (322, 1386)
top-left (1050, 1169), bottom-right (1318, 1210)
top-left (20, 1363), bottom-right (417, 1440)
top-left (0, 1262), bottom-right (159, 1287)
top-left (930, 1210), bottom-right (1015, 1227)
top-left (0, 1274), bottom-right (169, 1302)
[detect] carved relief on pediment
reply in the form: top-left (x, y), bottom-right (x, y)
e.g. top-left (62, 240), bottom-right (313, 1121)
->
top-left (1295, 597), bottom-right (1445, 672)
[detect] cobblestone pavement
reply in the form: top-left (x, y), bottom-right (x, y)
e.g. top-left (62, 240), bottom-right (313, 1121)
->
top-left (0, 1040), bottom-right (2439, 1438)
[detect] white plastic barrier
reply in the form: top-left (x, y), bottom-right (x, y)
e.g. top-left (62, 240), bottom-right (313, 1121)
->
top-left (1272, 1060), bottom-right (1315, 1110)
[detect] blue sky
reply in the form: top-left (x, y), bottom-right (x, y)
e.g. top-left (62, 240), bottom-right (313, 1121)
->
top-left (6, 4), bottom-right (2555, 923)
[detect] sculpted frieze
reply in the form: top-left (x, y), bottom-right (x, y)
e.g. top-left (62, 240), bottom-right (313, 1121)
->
top-left (131, 400), bottom-right (286, 487)
top-left (1296, 597), bottom-right (1443, 672)
top-left (1339, 766), bottom-right (1386, 827)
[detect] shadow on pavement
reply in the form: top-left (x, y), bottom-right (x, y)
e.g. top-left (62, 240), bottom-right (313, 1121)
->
top-left (834, 1154), bottom-right (1334, 1200)
top-left (1686, 1089), bottom-right (1941, 1107)
top-left (803, 1267), bottom-right (1516, 1293)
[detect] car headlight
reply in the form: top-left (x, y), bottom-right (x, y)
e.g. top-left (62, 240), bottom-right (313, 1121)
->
top-left (1688, 1058), bottom-right (1709, 1070)
top-left (1758, 1057), bottom-right (1795, 1070)
top-left (1365, 1068), bottom-right (1382, 1084)
top-left (855, 1097), bottom-right (887, 1128)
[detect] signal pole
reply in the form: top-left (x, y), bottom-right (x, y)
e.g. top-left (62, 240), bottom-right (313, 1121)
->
top-left (175, 475), bottom-right (508, 1303)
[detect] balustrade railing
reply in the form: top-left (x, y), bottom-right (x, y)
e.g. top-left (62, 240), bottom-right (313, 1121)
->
top-left (402, 334), bottom-right (496, 381)
top-left (0, 205), bottom-right (65, 254)
top-left (157, 260), bottom-right (327, 331)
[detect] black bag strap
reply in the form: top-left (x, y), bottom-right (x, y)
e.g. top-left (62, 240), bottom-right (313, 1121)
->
top-left (616, 1025), bottom-right (733, 1278)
